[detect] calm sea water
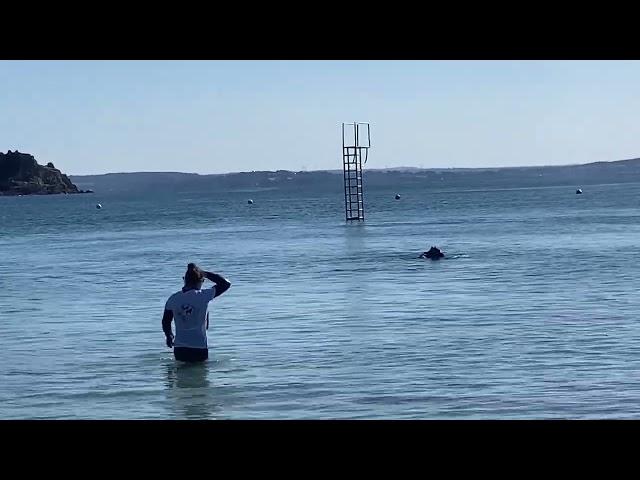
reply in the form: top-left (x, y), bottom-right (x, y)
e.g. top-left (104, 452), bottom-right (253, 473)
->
top-left (2, 179), bottom-right (640, 419)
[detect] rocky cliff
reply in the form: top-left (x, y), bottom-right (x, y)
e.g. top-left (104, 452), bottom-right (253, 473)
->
top-left (0, 150), bottom-right (84, 195)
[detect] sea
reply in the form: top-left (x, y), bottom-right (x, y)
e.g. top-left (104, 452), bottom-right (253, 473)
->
top-left (2, 177), bottom-right (640, 419)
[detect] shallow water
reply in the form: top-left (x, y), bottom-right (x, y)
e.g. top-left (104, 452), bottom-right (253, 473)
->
top-left (2, 180), bottom-right (640, 418)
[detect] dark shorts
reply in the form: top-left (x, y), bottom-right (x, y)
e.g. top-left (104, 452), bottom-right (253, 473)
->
top-left (174, 347), bottom-right (209, 362)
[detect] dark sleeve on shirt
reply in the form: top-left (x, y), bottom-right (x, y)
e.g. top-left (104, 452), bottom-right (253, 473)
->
top-left (162, 309), bottom-right (174, 337)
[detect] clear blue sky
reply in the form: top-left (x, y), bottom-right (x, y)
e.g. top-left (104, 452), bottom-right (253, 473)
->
top-left (2, 60), bottom-right (640, 175)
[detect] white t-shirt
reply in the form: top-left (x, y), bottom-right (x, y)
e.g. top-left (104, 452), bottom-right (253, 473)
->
top-left (165, 287), bottom-right (216, 349)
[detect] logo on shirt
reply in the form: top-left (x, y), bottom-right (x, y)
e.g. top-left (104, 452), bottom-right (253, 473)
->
top-left (181, 304), bottom-right (194, 316)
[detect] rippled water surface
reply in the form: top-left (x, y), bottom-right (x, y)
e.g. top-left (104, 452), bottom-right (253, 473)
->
top-left (2, 181), bottom-right (640, 418)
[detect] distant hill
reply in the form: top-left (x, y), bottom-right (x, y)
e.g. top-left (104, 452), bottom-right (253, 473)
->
top-left (0, 151), bottom-right (86, 196)
top-left (69, 157), bottom-right (640, 194)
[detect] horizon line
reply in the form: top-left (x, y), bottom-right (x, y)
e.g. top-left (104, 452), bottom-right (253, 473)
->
top-left (67, 156), bottom-right (640, 177)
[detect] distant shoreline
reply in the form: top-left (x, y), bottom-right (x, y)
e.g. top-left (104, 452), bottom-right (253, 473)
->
top-left (68, 156), bottom-right (640, 178)
top-left (62, 156), bottom-right (640, 195)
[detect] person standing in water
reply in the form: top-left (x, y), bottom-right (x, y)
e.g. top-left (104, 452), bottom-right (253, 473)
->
top-left (162, 263), bottom-right (231, 362)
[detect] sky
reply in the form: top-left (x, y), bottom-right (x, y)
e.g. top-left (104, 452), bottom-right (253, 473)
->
top-left (2, 60), bottom-right (640, 175)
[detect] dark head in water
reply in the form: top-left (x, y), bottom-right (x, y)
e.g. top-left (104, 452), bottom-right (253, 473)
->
top-left (183, 263), bottom-right (206, 291)
top-left (420, 246), bottom-right (444, 260)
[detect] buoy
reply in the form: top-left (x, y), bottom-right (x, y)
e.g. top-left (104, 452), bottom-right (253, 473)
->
top-left (247, 199), bottom-right (254, 205)
top-left (96, 203), bottom-right (102, 209)
top-left (395, 194), bottom-right (401, 200)
top-left (576, 189), bottom-right (583, 195)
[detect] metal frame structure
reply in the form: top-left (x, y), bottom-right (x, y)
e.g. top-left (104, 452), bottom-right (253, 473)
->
top-left (342, 122), bottom-right (370, 221)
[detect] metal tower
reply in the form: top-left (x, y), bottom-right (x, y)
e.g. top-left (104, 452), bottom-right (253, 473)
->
top-left (342, 122), bottom-right (370, 221)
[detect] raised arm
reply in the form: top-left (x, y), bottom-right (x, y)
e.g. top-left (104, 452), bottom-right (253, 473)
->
top-left (162, 309), bottom-right (174, 347)
top-left (204, 271), bottom-right (231, 297)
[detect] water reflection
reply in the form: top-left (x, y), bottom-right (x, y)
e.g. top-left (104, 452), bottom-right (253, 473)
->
top-left (166, 361), bottom-right (209, 388)
top-left (165, 360), bottom-right (221, 419)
